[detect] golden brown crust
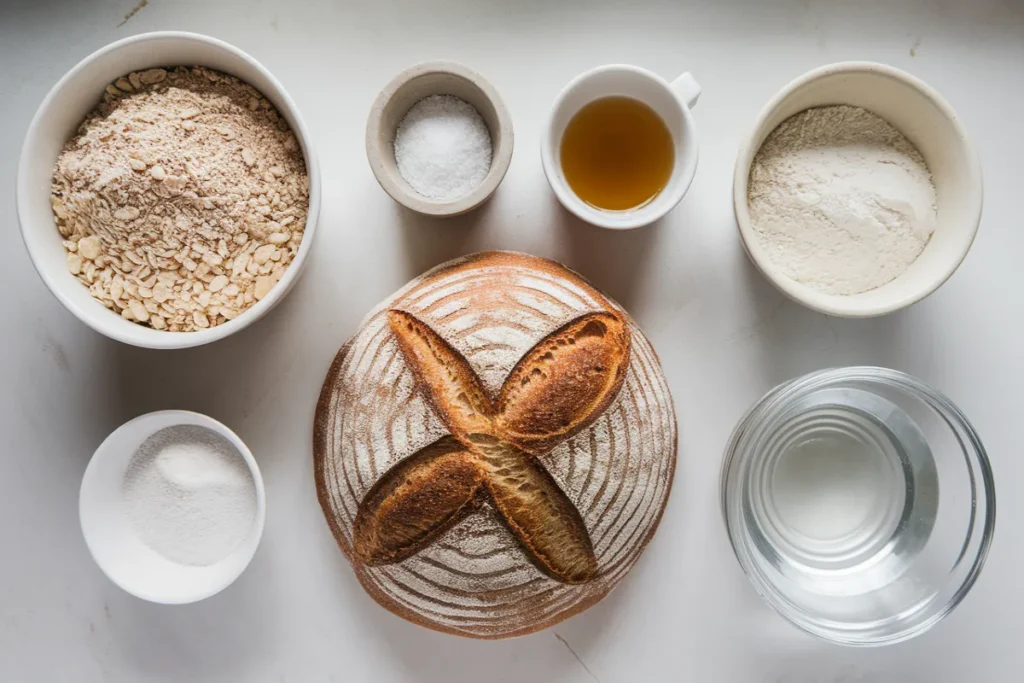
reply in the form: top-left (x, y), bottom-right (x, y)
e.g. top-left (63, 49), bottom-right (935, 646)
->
top-left (387, 310), bottom-right (494, 438)
top-left (353, 436), bottom-right (483, 565)
top-left (474, 437), bottom-right (598, 584)
top-left (359, 309), bottom-right (612, 584)
top-left (495, 312), bottom-right (631, 455)
top-left (313, 251), bottom-right (678, 639)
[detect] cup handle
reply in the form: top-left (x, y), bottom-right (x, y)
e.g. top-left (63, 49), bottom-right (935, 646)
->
top-left (671, 72), bottom-right (701, 109)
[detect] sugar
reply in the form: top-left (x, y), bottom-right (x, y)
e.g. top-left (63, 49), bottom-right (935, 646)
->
top-left (394, 95), bottom-right (492, 201)
top-left (122, 425), bottom-right (257, 566)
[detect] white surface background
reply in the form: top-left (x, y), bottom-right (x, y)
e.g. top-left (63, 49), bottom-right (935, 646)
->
top-left (2, 0), bottom-right (1021, 681)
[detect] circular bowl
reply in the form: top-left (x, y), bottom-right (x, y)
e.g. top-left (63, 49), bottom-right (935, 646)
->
top-left (17, 31), bottom-right (321, 349)
top-left (721, 367), bottom-right (995, 646)
top-left (365, 61), bottom-right (513, 217)
top-left (733, 62), bottom-right (983, 318)
top-left (80, 410), bottom-right (266, 604)
top-left (540, 65), bottom-right (701, 230)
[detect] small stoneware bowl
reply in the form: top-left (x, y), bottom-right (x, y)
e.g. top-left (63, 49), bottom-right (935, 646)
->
top-left (366, 61), bottom-right (514, 217)
top-left (18, 31), bottom-right (321, 349)
top-left (80, 410), bottom-right (266, 604)
top-left (733, 62), bottom-right (982, 318)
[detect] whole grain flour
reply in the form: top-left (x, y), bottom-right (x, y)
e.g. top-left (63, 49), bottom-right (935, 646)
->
top-left (51, 66), bottom-right (309, 331)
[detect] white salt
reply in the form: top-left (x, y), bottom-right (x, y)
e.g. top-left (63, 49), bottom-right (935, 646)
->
top-left (122, 425), bottom-right (257, 566)
top-left (394, 94), bottom-right (492, 201)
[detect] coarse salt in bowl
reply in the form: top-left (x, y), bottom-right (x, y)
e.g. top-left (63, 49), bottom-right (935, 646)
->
top-left (17, 31), bottom-right (321, 349)
top-left (366, 61), bottom-right (514, 217)
top-left (733, 62), bottom-right (982, 318)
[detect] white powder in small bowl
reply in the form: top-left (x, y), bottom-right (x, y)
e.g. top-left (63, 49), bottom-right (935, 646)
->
top-left (394, 95), bottom-right (492, 201)
top-left (122, 425), bottom-right (257, 567)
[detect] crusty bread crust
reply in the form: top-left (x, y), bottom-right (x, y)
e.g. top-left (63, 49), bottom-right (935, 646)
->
top-left (313, 251), bottom-right (678, 639)
top-left (496, 312), bottom-right (630, 454)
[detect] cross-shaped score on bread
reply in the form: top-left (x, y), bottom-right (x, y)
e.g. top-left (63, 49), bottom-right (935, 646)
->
top-left (353, 308), bottom-right (632, 584)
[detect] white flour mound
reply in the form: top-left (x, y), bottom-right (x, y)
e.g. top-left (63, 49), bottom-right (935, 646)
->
top-left (747, 105), bottom-right (937, 295)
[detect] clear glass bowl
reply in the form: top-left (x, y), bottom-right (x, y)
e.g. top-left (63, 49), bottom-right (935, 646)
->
top-left (721, 367), bottom-right (995, 646)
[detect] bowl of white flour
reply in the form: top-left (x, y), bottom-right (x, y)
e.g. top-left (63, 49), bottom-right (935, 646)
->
top-left (80, 410), bottom-right (266, 604)
top-left (733, 62), bottom-right (982, 317)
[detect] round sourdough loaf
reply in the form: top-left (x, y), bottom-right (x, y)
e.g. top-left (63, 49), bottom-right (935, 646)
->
top-left (314, 251), bottom-right (677, 638)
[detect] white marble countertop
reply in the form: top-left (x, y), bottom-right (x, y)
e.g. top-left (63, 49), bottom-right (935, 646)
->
top-left (2, 0), bottom-right (1021, 681)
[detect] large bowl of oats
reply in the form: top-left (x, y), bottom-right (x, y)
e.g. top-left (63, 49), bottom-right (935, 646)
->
top-left (18, 32), bottom-right (320, 349)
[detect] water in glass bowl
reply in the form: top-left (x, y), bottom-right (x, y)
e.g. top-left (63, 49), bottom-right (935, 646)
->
top-left (722, 368), bottom-right (994, 646)
top-left (745, 387), bottom-right (938, 597)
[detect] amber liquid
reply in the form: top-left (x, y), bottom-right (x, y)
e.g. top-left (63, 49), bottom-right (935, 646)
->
top-left (560, 96), bottom-right (675, 211)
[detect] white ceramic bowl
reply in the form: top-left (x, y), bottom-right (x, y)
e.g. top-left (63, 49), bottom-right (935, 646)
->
top-left (18, 32), bottom-right (321, 348)
top-left (80, 410), bottom-right (266, 604)
top-left (542, 64), bottom-right (701, 230)
top-left (733, 62), bottom-right (982, 317)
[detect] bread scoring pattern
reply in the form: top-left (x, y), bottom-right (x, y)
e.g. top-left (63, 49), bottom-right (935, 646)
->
top-left (353, 309), bottom-right (630, 583)
top-left (314, 252), bottom-right (677, 638)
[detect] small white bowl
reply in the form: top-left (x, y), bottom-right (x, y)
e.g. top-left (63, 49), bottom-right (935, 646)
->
top-left (17, 32), bottom-right (321, 349)
top-left (542, 64), bottom-right (701, 230)
top-left (733, 62), bottom-right (983, 317)
top-left (365, 61), bottom-right (514, 217)
top-left (80, 410), bottom-right (266, 604)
